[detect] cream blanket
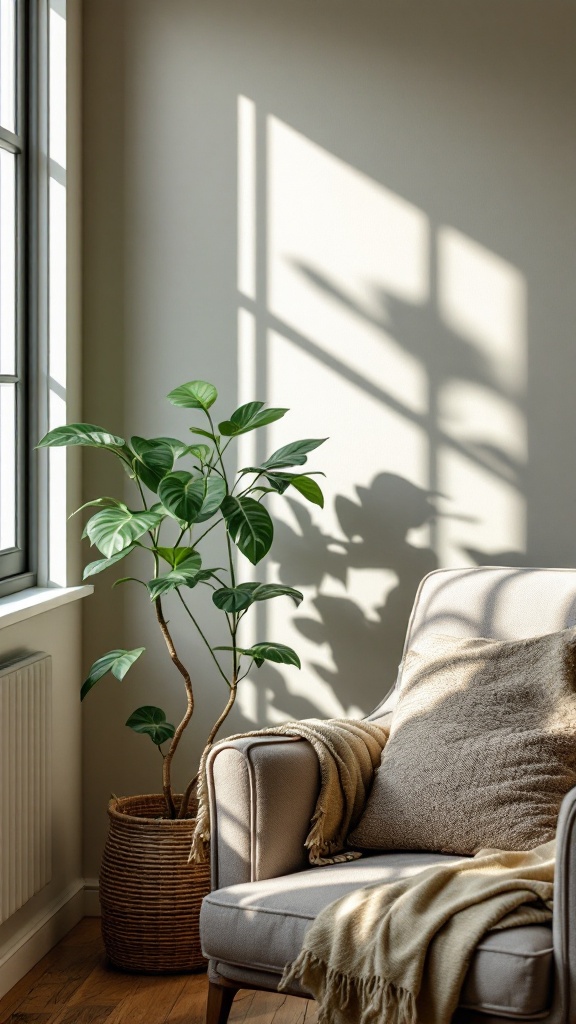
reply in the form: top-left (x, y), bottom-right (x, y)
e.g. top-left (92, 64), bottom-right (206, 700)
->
top-left (190, 718), bottom-right (389, 865)
top-left (280, 842), bottom-right (555, 1024)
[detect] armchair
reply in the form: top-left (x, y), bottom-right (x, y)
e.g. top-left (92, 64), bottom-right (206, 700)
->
top-left (200, 566), bottom-right (576, 1024)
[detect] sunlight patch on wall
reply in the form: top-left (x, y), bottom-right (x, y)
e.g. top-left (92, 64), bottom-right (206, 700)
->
top-left (236, 102), bottom-right (529, 717)
top-left (237, 95), bottom-right (256, 301)
top-left (235, 305), bottom-right (258, 723)
top-left (436, 228), bottom-right (527, 565)
top-left (267, 116), bottom-right (429, 417)
top-left (265, 331), bottom-right (428, 717)
top-left (438, 228), bottom-right (527, 396)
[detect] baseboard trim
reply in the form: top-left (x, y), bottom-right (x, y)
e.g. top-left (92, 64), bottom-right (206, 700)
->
top-left (0, 880), bottom-right (85, 999)
top-left (83, 878), bottom-right (100, 917)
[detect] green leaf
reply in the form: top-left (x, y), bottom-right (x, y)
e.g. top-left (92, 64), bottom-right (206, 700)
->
top-left (37, 423), bottom-right (126, 449)
top-left (130, 436), bottom-right (174, 493)
top-left (221, 496), bottom-right (273, 565)
top-left (83, 543), bottom-right (137, 580)
top-left (158, 471), bottom-right (204, 522)
top-left (290, 475), bottom-right (324, 507)
top-left (167, 380), bottom-right (218, 411)
top-left (194, 476), bottom-right (227, 523)
top-left (158, 472), bottom-right (226, 525)
top-left (125, 706), bottom-right (175, 746)
top-left (261, 472), bottom-right (293, 494)
top-left (214, 641), bottom-right (301, 669)
top-left (112, 577), bottom-right (148, 590)
top-left (154, 436), bottom-right (190, 459)
top-left (218, 402), bottom-right (288, 437)
top-left (189, 426), bottom-right (219, 442)
top-left (261, 438), bottom-right (327, 470)
top-left (249, 642), bottom-right (301, 668)
top-left (71, 497), bottom-right (128, 517)
top-left (81, 647), bottom-right (145, 701)
top-left (147, 568), bottom-right (216, 602)
top-left (83, 507), bottom-right (162, 557)
top-left (156, 547), bottom-right (201, 570)
top-left (213, 582), bottom-right (303, 613)
top-left (186, 444), bottom-right (212, 464)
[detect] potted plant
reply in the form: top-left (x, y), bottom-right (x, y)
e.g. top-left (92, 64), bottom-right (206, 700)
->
top-left (38, 380), bottom-right (326, 972)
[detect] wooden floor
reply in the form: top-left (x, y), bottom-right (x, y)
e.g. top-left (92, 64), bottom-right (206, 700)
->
top-left (0, 919), bottom-right (318, 1024)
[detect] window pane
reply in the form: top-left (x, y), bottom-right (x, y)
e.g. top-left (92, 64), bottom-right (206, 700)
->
top-left (0, 0), bottom-right (16, 134)
top-left (0, 382), bottom-right (16, 550)
top-left (0, 148), bottom-right (16, 374)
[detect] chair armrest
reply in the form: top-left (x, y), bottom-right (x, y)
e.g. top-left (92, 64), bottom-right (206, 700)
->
top-left (207, 735), bottom-right (321, 890)
top-left (552, 784), bottom-right (576, 1023)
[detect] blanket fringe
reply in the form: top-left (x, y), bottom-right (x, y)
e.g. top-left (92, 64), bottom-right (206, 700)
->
top-left (280, 950), bottom-right (418, 1024)
top-left (189, 752), bottom-right (210, 864)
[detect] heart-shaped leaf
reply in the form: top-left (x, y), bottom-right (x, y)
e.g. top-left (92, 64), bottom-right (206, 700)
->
top-left (125, 706), bottom-right (175, 746)
top-left (154, 436), bottom-right (190, 459)
top-left (221, 496), bottom-right (273, 565)
top-left (290, 475), bottom-right (324, 507)
top-left (156, 547), bottom-right (201, 570)
top-left (194, 476), bottom-right (227, 523)
top-left (167, 380), bottom-right (218, 410)
top-left (261, 438), bottom-right (327, 470)
top-left (83, 543), bottom-right (137, 580)
top-left (81, 647), bottom-right (145, 701)
top-left (212, 582), bottom-right (303, 613)
top-left (158, 473), bottom-right (226, 525)
top-left (131, 436), bottom-right (175, 493)
top-left (218, 401), bottom-right (288, 437)
top-left (158, 472), bottom-right (205, 522)
top-left (37, 423), bottom-right (126, 449)
top-left (83, 507), bottom-right (162, 557)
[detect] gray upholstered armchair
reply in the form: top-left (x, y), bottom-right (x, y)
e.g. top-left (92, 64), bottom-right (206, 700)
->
top-left (200, 566), bottom-right (576, 1024)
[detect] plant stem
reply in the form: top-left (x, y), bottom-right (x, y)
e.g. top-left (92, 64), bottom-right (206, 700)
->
top-left (207, 410), bottom-right (239, 678)
top-left (180, 668), bottom-right (239, 820)
top-left (154, 595), bottom-right (195, 819)
top-left (176, 591), bottom-right (230, 687)
top-left (194, 516), bottom-right (223, 547)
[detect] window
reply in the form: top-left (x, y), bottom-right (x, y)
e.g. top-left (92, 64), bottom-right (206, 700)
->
top-left (0, 0), bottom-right (33, 595)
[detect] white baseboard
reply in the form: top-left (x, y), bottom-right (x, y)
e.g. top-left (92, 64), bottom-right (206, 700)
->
top-left (0, 880), bottom-right (85, 1000)
top-left (83, 878), bottom-right (101, 917)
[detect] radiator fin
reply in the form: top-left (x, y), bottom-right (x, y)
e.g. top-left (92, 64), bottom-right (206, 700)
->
top-left (0, 653), bottom-right (52, 923)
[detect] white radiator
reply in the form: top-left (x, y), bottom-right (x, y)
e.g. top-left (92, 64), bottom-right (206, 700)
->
top-left (0, 653), bottom-right (52, 924)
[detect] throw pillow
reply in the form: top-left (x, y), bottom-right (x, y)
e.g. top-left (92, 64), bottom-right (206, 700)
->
top-left (348, 628), bottom-right (576, 855)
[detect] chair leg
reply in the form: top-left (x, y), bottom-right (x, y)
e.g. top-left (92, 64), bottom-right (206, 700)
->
top-left (205, 980), bottom-right (239, 1024)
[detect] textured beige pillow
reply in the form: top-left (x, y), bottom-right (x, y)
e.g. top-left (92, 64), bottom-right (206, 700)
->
top-left (349, 628), bottom-right (576, 855)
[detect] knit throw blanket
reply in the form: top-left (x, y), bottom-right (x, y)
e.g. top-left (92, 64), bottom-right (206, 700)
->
top-left (190, 718), bottom-right (389, 865)
top-left (280, 841), bottom-right (555, 1024)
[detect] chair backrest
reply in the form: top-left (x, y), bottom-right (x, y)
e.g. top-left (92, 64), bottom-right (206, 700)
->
top-left (369, 565), bottom-right (576, 720)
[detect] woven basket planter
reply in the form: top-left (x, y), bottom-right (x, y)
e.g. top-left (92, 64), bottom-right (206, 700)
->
top-left (99, 794), bottom-right (211, 973)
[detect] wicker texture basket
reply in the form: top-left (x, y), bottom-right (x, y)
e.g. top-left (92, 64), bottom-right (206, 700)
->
top-left (99, 794), bottom-right (211, 973)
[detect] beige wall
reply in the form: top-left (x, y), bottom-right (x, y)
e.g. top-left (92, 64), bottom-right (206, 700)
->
top-left (82, 0), bottom-right (576, 876)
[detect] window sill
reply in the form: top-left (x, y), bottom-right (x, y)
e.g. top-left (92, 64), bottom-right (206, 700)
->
top-left (0, 585), bottom-right (93, 629)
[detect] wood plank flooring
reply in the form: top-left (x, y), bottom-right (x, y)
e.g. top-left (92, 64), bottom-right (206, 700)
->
top-left (0, 920), bottom-right (318, 1024)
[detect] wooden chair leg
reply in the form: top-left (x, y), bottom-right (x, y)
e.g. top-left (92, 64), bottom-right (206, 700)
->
top-left (205, 980), bottom-right (239, 1024)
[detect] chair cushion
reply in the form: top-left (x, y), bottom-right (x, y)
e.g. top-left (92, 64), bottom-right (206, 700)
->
top-left (349, 628), bottom-right (576, 855)
top-left (200, 853), bottom-right (553, 1017)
